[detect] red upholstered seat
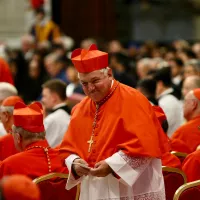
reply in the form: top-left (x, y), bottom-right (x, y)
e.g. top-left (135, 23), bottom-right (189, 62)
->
top-left (162, 166), bottom-right (187, 200)
top-left (173, 180), bottom-right (200, 200)
top-left (33, 173), bottom-right (79, 200)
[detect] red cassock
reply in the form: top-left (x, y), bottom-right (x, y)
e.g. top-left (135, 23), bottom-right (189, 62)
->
top-left (0, 140), bottom-right (67, 179)
top-left (161, 152), bottom-right (181, 169)
top-left (182, 150), bottom-right (200, 182)
top-left (171, 116), bottom-right (200, 153)
top-left (59, 80), bottom-right (169, 167)
top-left (0, 134), bottom-right (18, 161)
top-left (0, 58), bottom-right (14, 85)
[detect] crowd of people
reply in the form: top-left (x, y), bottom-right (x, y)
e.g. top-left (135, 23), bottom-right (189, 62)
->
top-left (0, 4), bottom-right (200, 200)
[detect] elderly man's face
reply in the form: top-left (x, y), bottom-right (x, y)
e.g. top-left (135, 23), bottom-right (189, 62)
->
top-left (79, 69), bottom-right (113, 102)
top-left (0, 111), bottom-right (10, 132)
top-left (183, 92), bottom-right (197, 120)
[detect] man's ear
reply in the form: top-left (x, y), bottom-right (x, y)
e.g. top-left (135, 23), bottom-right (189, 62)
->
top-left (192, 99), bottom-right (198, 111)
top-left (15, 133), bottom-right (22, 144)
top-left (4, 112), bottom-right (11, 122)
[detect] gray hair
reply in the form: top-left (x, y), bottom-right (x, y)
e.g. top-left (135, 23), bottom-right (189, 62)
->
top-left (12, 125), bottom-right (45, 140)
top-left (78, 67), bottom-right (110, 79)
top-left (185, 59), bottom-right (200, 72)
top-left (0, 105), bottom-right (14, 114)
top-left (0, 83), bottom-right (18, 101)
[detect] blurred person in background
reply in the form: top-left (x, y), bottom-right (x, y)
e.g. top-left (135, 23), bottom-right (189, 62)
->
top-left (109, 53), bottom-right (136, 87)
top-left (0, 96), bottom-right (24, 161)
top-left (23, 59), bottom-right (47, 102)
top-left (0, 83), bottom-right (18, 136)
top-left (44, 53), bottom-right (68, 83)
top-left (184, 59), bottom-right (200, 79)
top-left (80, 38), bottom-right (97, 49)
top-left (0, 174), bottom-right (40, 200)
top-left (137, 78), bottom-right (158, 105)
top-left (168, 58), bottom-right (184, 88)
top-left (177, 49), bottom-right (196, 63)
top-left (20, 34), bottom-right (36, 61)
top-left (182, 75), bottom-right (200, 99)
top-left (164, 47), bottom-right (176, 61)
top-left (65, 61), bottom-right (84, 97)
top-left (136, 58), bottom-right (152, 80)
top-left (192, 42), bottom-right (200, 59)
top-left (42, 79), bottom-right (70, 147)
top-left (30, 7), bottom-right (61, 43)
top-left (154, 67), bottom-right (183, 137)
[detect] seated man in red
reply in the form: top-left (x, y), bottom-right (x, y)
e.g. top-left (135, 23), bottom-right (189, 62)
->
top-left (0, 96), bottom-right (23, 160)
top-left (182, 150), bottom-right (200, 182)
top-left (0, 101), bottom-right (68, 179)
top-left (171, 88), bottom-right (200, 153)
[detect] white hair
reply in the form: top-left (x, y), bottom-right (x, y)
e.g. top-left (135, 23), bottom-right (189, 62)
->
top-left (12, 125), bottom-right (45, 140)
top-left (138, 58), bottom-right (151, 66)
top-left (185, 59), bottom-right (200, 72)
top-left (0, 105), bottom-right (14, 114)
top-left (78, 67), bottom-right (110, 79)
top-left (0, 83), bottom-right (18, 101)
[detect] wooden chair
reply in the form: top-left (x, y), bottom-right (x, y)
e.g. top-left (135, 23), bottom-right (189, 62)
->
top-left (173, 180), bottom-right (200, 200)
top-left (171, 151), bottom-right (188, 164)
top-left (162, 166), bottom-right (187, 200)
top-left (33, 173), bottom-right (80, 200)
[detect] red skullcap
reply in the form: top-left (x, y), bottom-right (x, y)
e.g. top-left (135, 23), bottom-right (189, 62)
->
top-left (2, 96), bottom-right (24, 107)
top-left (2, 175), bottom-right (40, 200)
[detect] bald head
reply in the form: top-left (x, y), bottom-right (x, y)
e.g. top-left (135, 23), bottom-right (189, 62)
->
top-left (182, 75), bottom-right (200, 98)
top-left (183, 89), bottom-right (200, 121)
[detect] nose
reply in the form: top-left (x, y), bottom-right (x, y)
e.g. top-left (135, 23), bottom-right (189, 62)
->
top-left (87, 82), bottom-right (95, 92)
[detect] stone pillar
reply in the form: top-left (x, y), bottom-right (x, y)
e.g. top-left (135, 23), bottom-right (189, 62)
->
top-left (0, 0), bottom-right (26, 47)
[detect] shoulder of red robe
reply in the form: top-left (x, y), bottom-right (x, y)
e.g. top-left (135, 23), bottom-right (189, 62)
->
top-left (71, 44), bottom-right (108, 73)
top-left (152, 105), bottom-right (167, 125)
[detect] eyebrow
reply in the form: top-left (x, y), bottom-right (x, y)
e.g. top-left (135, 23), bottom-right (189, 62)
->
top-left (80, 77), bottom-right (101, 83)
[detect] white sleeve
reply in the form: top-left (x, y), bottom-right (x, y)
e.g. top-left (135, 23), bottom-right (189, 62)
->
top-left (65, 154), bottom-right (83, 190)
top-left (105, 151), bottom-right (151, 187)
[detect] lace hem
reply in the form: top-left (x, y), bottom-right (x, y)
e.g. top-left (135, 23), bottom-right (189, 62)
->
top-left (118, 151), bottom-right (151, 169)
top-left (97, 188), bottom-right (165, 200)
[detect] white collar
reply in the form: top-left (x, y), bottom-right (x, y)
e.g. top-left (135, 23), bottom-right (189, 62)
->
top-left (158, 87), bottom-right (174, 98)
top-left (53, 102), bottom-right (67, 110)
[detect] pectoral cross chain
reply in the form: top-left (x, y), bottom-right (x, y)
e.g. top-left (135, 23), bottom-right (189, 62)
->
top-left (87, 135), bottom-right (94, 153)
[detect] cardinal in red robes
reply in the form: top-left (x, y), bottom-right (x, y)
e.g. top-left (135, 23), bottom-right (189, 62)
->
top-left (0, 101), bottom-right (68, 179)
top-left (59, 44), bottom-right (168, 200)
top-left (171, 88), bottom-right (200, 153)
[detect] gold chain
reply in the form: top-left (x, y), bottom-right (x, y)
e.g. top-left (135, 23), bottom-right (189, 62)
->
top-left (25, 145), bottom-right (52, 173)
top-left (87, 82), bottom-right (119, 152)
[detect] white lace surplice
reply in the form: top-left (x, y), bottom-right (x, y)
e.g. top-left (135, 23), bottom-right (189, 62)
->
top-left (65, 151), bottom-right (166, 200)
